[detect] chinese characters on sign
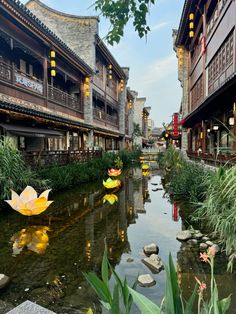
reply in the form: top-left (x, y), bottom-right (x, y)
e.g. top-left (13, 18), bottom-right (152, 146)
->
top-left (173, 113), bottom-right (179, 137)
top-left (15, 72), bottom-right (43, 94)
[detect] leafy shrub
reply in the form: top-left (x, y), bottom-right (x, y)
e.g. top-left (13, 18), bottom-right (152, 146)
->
top-left (166, 161), bottom-right (210, 204)
top-left (38, 150), bottom-right (140, 191)
top-left (0, 138), bottom-right (47, 200)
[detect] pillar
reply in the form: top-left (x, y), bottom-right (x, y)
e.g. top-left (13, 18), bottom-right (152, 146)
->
top-left (88, 130), bottom-right (94, 149)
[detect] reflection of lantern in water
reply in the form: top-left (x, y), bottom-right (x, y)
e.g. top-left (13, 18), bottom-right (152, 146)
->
top-left (11, 226), bottom-right (49, 255)
top-left (119, 229), bottom-right (125, 242)
top-left (85, 240), bottom-right (92, 261)
top-left (172, 202), bottom-right (179, 221)
top-left (128, 206), bottom-right (133, 215)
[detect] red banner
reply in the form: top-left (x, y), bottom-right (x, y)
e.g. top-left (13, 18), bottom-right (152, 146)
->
top-left (173, 113), bottom-right (179, 137)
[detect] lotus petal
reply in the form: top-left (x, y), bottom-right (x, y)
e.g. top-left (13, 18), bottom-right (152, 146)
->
top-left (103, 178), bottom-right (121, 189)
top-left (25, 197), bottom-right (49, 215)
top-left (20, 186), bottom-right (37, 203)
top-left (39, 189), bottom-right (52, 200)
top-left (108, 168), bottom-right (122, 177)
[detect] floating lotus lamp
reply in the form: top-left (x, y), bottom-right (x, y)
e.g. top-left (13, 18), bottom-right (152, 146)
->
top-left (103, 178), bottom-right (121, 189)
top-left (103, 194), bottom-right (118, 205)
top-left (5, 186), bottom-right (53, 216)
top-left (108, 168), bottom-right (122, 177)
top-left (142, 164), bottom-right (150, 170)
top-left (11, 226), bottom-right (49, 255)
top-left (142, 171), bottom-right (150, 177)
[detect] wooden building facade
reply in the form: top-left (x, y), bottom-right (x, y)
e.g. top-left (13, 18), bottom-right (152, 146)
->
top-left (176, 0), bottom-right (236, 164)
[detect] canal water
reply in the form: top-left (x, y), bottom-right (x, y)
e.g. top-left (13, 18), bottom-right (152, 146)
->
top-left (0, 167), bottom-right (236, 313)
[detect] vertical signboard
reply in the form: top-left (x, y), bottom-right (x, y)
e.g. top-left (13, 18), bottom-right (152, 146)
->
top-left (173, 113), bottom-right (179, 137)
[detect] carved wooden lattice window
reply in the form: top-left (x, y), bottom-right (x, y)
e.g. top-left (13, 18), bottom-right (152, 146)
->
top-left (208, 32), bottom-right (234, 94)
top-left (191, 75), bottom-right (203, 110)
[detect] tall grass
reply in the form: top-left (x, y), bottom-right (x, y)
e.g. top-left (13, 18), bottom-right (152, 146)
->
top-left (0, 138), bottom-right (47, 200)
top-left (193, 165), bottom-right (236, 254)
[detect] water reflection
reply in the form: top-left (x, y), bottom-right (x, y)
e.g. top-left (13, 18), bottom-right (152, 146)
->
top-left (2, 167), bottom-right (234, 313)
top-left (11, 226), bottom-right (49, 256)
top-left (172, 202), bottom-right (180, 222)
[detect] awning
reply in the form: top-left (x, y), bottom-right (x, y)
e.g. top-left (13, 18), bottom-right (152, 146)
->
top-left (0, 123), bottom-right (64, 138)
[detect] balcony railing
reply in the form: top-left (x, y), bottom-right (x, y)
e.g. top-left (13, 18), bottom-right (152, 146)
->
top-left (93, 107), bottom-right (118, 126)
top-left (93, 107), bottom-right (106, 120)
top-left (106, 113), bottom-right (118, 125)
top-left (187, 150), bottom-right (236, 165)
top-left (48, 85), bottom-right (83, 112)
top-left (0, 61), bottom-right (11, 82)
top-left (207, 0), bottom-right (228, 36)
top-left (23, 149), bottom-right (102, 168)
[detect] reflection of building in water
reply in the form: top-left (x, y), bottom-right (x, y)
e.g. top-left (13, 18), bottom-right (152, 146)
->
top-left (0, 172), bottom-right (152, 313)
top-left (132, 168), bottom-right (146, 214)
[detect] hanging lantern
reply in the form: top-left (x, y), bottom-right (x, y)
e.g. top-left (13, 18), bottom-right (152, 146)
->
top-left (84, 77), bottom-right (90, 97)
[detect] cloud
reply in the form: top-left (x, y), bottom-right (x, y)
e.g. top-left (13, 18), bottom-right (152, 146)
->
top-left (150, 21), bottom-right (169, 32)
top-left (134, 54), bottom-right (177, 88)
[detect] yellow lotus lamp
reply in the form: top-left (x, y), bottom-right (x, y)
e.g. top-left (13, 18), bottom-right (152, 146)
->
top-left (103, 194), bottom-right (118, 205)
top-left (11, 226), bottom-right (49, 255)
top-left (142, 164), bottom-right (150, 170)
top-left (108, 168), bottom-right (122, 177)
top-left (5, 186), bottom-right (53, 216)
top-left (103, 178), bottom-right (121, 189)
top-left (142, 171), bottom-right (150, 177)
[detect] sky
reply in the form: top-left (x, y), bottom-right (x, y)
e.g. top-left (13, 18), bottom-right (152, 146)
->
top-left (21, 0), bottom-right (185, 127)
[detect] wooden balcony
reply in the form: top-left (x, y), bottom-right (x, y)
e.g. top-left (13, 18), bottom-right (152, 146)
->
top-left (207, 0), bottom-right (229, 37)
top-left (48, 85), bottom-right (83, 112)
top-left (93, 107), bottom-right (118, 126)
top-left (23, 149), bottom-right (102, 168)
top-left (0, 61), bottom-right (43, 95)
top-left (187, 150), bottom-right (236, 165)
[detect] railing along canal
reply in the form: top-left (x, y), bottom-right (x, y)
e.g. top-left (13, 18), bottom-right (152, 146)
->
top-left (23, 149), bottom-right (102, 168)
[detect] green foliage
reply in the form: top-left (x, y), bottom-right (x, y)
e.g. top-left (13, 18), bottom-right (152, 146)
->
top-left (84, 243), bottom-right (136, 313)
top-left (167, 161), bottom-right (210, 204)
top-left (0, 138), bottom-right (47, 200)
top-left (114, 156), bottom-right (123, 169)
top-left (160, 146), bottom-right (210, 204)
top-left (193, 165), bottom-right (236, 254)
top-left (85, 247), bottom-right (230, 314)
top-left (132, 122), bottom-right (142, 139)
top-left (94, 0), bottom-right (156, 45)
top-left (38, 150), bottom-right (141, 191)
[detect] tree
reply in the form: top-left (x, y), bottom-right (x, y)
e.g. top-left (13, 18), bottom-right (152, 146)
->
top-left (94, 0), bottom-right (156, 45)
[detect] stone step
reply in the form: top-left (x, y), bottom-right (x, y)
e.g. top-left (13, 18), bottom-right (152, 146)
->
top-left (6, 301), bottom-right (56, 314)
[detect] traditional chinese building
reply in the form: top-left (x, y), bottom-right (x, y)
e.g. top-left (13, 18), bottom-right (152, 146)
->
top-left (0, 0), bottom-right (103, 165)
top-left (175, 0), bottom-right (236, 164)
top-left (26, 0), bottom-right (128, 151)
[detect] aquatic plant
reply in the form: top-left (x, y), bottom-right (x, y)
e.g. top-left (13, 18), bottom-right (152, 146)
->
top-left (84, 246), bottom-right (231, 314)
top-left (5, 186), bottom-right (53, 216)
